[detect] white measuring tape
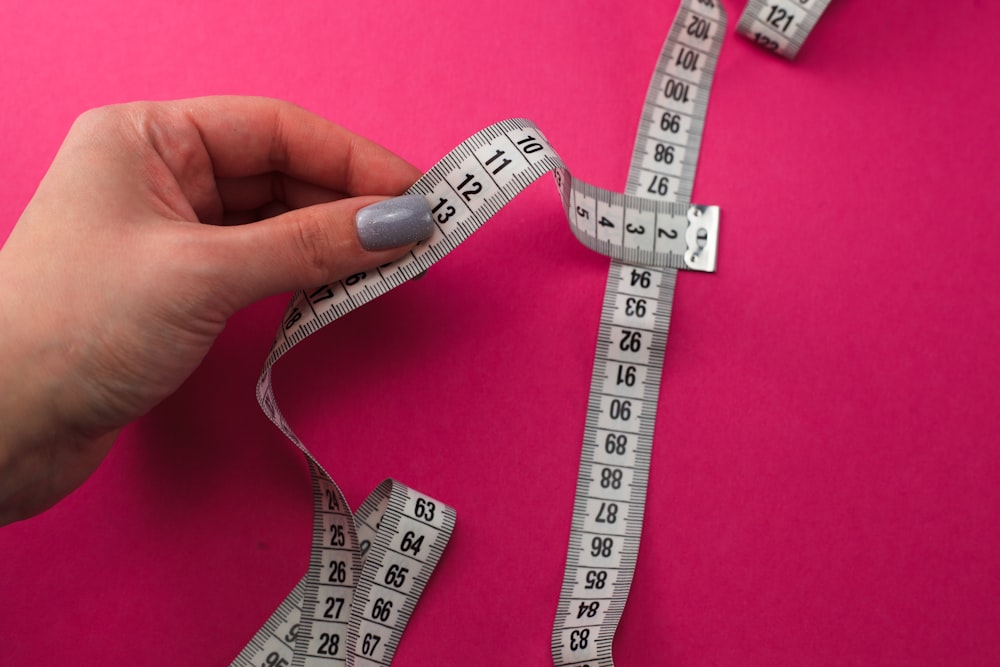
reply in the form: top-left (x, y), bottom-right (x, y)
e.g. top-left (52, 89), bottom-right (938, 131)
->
top-left (552, 0), bottom-right (724, 664)
top-left (232, 0), bottom-right (731, 664)
top-left (232, 473), bottom-right (454, 666)
top-left (736, 0), bottom-right (832, 59)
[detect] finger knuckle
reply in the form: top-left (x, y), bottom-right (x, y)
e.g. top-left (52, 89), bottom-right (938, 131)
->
top-left (288, 211), bottom-right (337, 285)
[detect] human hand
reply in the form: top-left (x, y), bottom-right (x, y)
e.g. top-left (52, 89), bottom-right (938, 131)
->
top-left (0, 96), bottom-right (433, 525)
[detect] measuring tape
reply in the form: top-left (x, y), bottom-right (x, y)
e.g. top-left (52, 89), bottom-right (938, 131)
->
top-left (232, 0), bottom-right (727, 664)
top-left (736, 0), bottom-right (832, 58)
top-left (232, 462), bottom-right (456, 666)
top-left (552, 0), bottom-right (724, 664)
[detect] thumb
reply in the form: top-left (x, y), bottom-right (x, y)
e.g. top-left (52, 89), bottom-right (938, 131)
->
top-left (208, 194), bottom-right (434, 311)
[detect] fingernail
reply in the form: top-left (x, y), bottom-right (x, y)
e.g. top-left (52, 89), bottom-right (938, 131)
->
top-left (355, 195), bottom-right (434, 251)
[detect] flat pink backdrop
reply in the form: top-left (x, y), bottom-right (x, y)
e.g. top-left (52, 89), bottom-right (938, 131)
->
top-left (2, 1), bottom-right (998, 664)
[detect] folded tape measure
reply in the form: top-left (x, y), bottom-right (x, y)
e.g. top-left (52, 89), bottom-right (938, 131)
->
top-left (231, 1), bottom-right (829, 664)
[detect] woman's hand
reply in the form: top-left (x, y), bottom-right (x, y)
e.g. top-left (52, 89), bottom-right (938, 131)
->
top-left (0, 96), bottom-right (433, 525)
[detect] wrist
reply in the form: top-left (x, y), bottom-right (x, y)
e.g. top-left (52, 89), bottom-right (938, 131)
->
top-left (0, 352), bottom-right (120, 524)
top-left (0, 265), bottom-right (117, 524)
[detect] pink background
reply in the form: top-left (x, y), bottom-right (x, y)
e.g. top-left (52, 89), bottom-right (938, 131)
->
top-left (2, 1), bottom-right (999, 664)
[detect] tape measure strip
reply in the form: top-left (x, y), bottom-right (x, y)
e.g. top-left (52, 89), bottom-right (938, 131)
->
top-left (348, 481), bottom-right (456, 666)
top-left (289, 464), bottom-right (367, 667)
top-left (550, 263), bottom-right (678, 667)
top-left (552, 1), bottom-right (724, 664)
top-left (736, 0), bottom-right (832, 59)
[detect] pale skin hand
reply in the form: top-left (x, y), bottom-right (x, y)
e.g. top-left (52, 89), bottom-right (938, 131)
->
top-left (0, 96), bottom-right (424, 525)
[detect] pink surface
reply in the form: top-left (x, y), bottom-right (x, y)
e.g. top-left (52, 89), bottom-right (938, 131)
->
top-left (2, 1), bottom-right (999, 664)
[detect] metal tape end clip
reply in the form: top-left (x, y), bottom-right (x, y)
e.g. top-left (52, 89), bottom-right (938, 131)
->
top-left (684, 204), bottom-right (719, 272)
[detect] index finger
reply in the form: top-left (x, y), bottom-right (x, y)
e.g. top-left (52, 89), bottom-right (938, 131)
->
top-left (161, 96), bottom-right (422, 196)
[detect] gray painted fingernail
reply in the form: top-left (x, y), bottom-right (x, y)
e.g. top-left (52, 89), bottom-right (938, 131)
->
top-left (355, 195), bottom-right (434, 251)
